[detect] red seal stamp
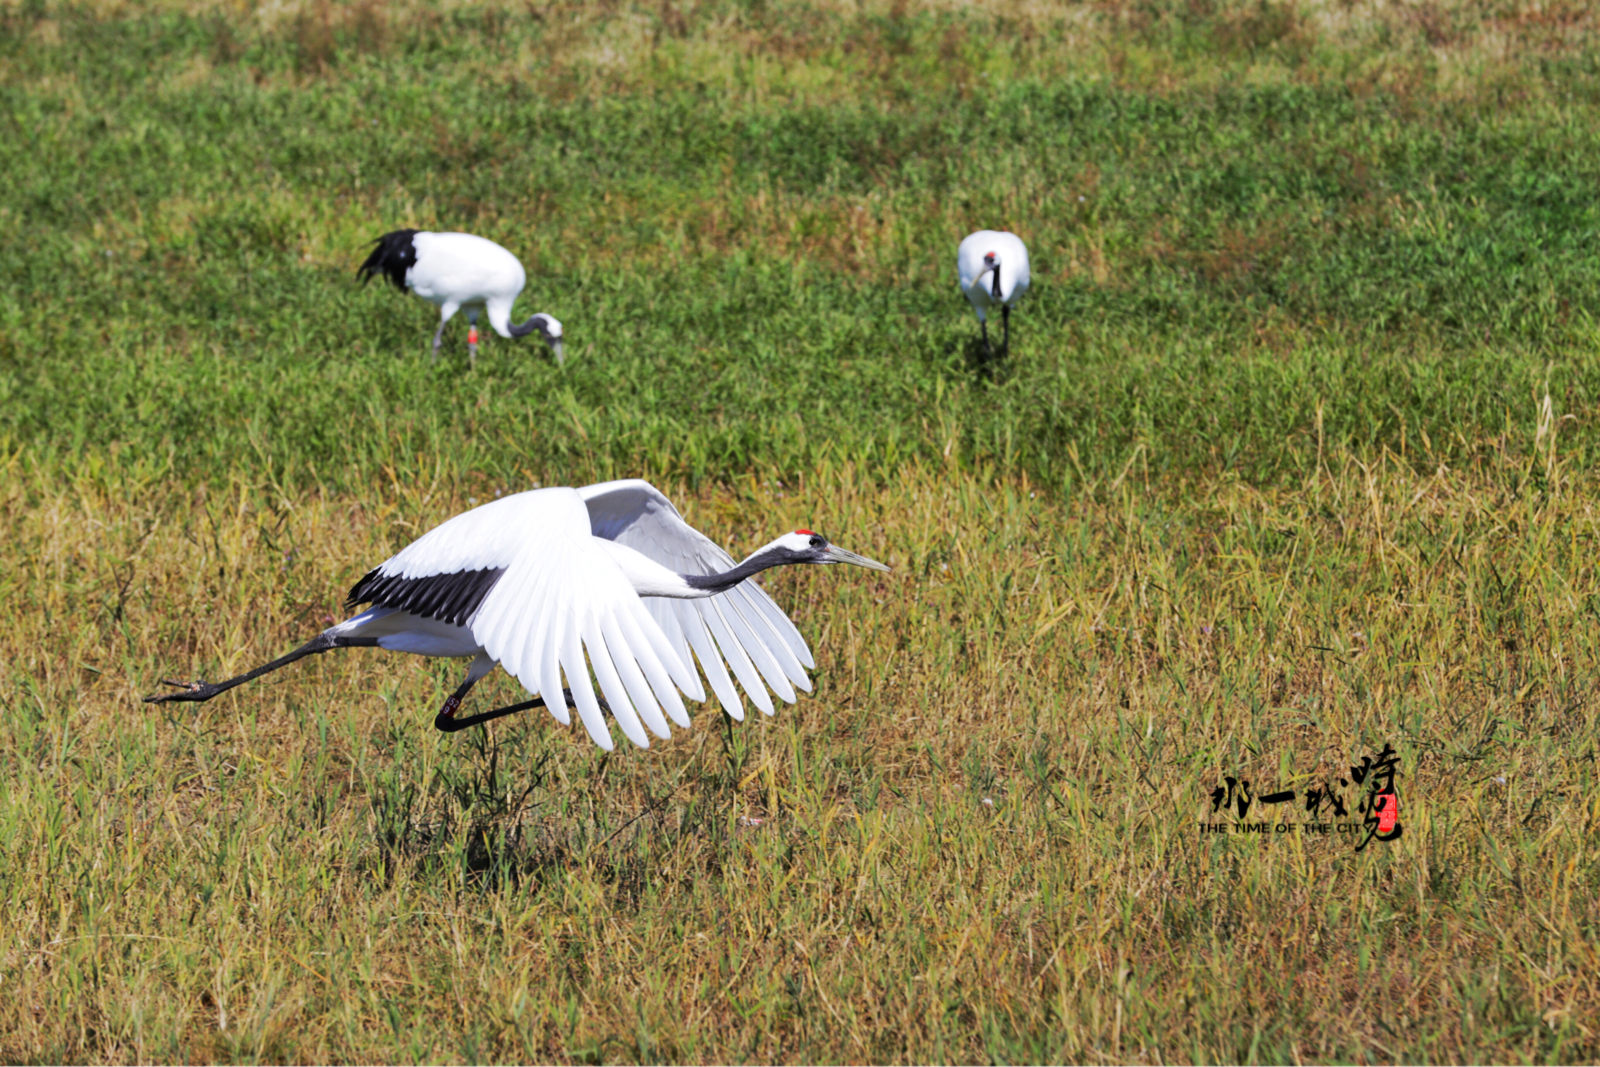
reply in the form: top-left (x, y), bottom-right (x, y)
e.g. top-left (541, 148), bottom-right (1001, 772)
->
top-left (1375, 793), bottom-right (1398, 834)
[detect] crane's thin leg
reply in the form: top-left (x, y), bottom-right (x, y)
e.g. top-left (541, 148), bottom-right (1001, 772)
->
top-left (432, 303), bottom-right (461, 362)
top-left (143, 633), bottom-right (380, 704)
top-left (981, 319), bottom-right (993, 360)
top-left (1002, 304), bottom-right (1011, 356)
top-left (434, 683), bottom-right (608, 734)
top-left (466, 310), bottom-right (480, 368)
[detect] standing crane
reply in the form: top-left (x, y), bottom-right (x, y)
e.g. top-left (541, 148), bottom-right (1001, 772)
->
top-left (144, 480), bottom-right (889, 751)
top-left (357, 229), bottom-right (565, 366)
top-left (957, 230), bottom-right (1031, 358)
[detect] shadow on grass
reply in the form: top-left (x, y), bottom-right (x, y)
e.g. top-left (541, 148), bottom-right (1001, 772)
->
top-left (948, 329), bottom-right (1013, 381)
top-left (367, 723), bottom-right (568, 891)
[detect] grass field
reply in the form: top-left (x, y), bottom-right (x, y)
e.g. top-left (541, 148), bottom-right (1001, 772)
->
top-left (5, 0), bottom-right (1600, 1061)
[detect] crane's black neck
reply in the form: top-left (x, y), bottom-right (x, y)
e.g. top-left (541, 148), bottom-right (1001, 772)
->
top-left (990, 263), bottom-right (1002, 300)
top-left (509, 314), bottom-right (548, 339)
top-left (681, 545), bottom-right (805, 596)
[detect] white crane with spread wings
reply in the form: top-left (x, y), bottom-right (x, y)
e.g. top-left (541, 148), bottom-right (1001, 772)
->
top-left (146, 480), bottom-right (888, 751)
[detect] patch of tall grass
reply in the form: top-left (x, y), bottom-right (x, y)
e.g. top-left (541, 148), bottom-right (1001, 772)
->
top-left (3, 431), bottom-right (1599, 1060)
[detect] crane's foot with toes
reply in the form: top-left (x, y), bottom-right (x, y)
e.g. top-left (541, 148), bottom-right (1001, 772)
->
top-left (146, 679), bottom-right (221, 703)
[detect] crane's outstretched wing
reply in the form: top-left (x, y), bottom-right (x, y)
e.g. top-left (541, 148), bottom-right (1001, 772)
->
top-left (578, 479), bottom-right (815, 721)
top-left (368, 487), bottom-right (700, 751)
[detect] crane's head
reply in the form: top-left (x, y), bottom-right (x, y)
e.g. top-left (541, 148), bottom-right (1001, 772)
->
top-left (764, 530), bottom-right (890, 571)
top-left (532, 314), bottom-right (564, 363)
top-left (683, 529), bottom-right (889, 595)
top-left (510, 312), bottom-right (565, 363)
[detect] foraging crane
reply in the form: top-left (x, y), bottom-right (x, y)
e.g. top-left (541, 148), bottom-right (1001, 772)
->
top-left (957, 230), bottom-right (1031, 358)
top-left (357, 229), bottom-right (565, 366)
top-left (144, 480), bottom-right (889, 751)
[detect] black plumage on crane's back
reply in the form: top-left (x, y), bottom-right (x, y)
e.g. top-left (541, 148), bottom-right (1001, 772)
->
top-left (357, 229), bottom-right (420, 292)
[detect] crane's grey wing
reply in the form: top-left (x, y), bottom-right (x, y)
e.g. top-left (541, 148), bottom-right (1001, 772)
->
top-left (578, 479), bottom-right (815, 721)
top-left (388, 488), bottom-right (699, 752)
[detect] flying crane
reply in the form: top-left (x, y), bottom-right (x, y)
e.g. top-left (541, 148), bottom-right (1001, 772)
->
top-left (145, 480), bottom-right (888, 751)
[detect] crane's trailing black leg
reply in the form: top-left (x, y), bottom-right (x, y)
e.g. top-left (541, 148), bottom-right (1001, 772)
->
top-left (435, 686), bottom-right (609, 733)
top-left (431, 320), bottom-right (447, 361)
top-left (1002, 304), bottom-right (1011, 356)
top-left (143, 634), bottom-right (380, 704)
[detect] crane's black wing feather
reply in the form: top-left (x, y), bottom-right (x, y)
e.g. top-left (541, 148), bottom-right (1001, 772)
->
top-left (356, 229), bottom-right (420, 292)
top-left (345, 566), bottom-right (505, 627)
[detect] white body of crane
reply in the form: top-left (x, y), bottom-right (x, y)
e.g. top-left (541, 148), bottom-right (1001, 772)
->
top-left (957, 229), bottom-right (1031, 323)
top-left (408, 232), bottom-right (527, 332)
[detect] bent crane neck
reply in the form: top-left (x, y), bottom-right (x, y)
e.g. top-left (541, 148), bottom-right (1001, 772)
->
top-left (508, 314), bottom-right (546, 339)
top-left (485, 302), bottom-right (516, 338)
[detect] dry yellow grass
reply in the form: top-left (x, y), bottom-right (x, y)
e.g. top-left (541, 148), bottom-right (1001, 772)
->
top-left (3, 428), bottom-right (1598, 1061)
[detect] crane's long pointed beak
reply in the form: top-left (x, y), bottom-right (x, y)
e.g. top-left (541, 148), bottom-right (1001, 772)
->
top-left (549, 338), bottom-right (565, 363)
top-left (825, 545), bottom-right (890, 571)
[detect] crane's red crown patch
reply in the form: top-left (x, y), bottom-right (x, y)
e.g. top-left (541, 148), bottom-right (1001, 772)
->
top-left (795, 529), bottom-right (814, 535)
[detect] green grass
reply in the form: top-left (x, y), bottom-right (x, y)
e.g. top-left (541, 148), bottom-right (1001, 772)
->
top-left (4, 0), bottom-right (1600, 1061)
top-left (6, 0), bottom-right (1600, 493)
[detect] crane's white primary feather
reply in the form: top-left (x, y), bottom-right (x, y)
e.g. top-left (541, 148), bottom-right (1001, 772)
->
top-left (379, 487), bottom-right (689, 751)
top-left (579, 479), bottom-right (815, 719)
top-left (957, 230), bottom-right (1031, 322)
top-left (479, 491), bottom-right (702, 749)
